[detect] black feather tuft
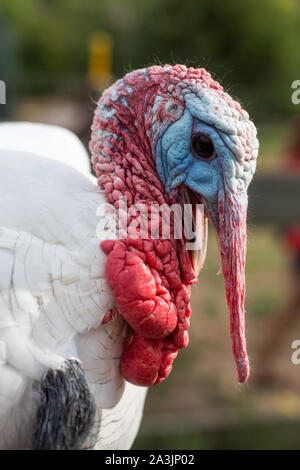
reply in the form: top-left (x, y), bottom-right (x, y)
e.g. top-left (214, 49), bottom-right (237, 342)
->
top-left (33, 359), bottom-right (96, 450)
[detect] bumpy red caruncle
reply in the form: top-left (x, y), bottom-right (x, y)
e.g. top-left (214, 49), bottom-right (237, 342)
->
top-left (101, 238), bottom-right (192, 385)
top-left (90, 65), bottom-right (225, 386)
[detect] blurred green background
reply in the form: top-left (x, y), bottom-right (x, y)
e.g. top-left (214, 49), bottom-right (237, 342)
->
top-left (1, 0), bottom-right (300, 117)
top-left (1, 0), bottom-right (300, 450)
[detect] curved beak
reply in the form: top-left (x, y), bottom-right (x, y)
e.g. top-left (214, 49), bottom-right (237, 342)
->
top-left (182, 186), bottom-right (208, 277)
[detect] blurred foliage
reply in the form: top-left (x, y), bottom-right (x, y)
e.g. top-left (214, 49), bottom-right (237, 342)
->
top-left (132, 0), bottom-right (300, 121)
top-left (134, 418), bottom-right (300, 449)
top-left (0, 0), bottom-right (300, 118)
top-left (0, 14), bottom-right (16, 117)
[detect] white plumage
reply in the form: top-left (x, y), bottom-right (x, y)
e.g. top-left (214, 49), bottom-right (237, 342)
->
top-left (0, 122), bottom-right (147, 449)
top-left (0, 122), bottom-right (91, 175)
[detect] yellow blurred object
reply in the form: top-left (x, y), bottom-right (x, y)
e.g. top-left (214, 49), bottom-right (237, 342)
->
top-left (272, 391), bottom-right (300, 418)
top-left (88, 31), bottom-right (113, 90)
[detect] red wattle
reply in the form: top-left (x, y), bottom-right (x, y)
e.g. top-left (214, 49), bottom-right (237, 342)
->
top-left (101, 238), bottom-right (192, 386)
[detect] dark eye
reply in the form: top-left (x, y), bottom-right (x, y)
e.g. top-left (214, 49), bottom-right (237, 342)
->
top-left (192, 134), bottom-right (216, 160)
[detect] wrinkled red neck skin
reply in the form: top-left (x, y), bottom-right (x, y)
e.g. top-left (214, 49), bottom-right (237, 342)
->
top-left (101, 236), bottom-right (195, 386)
top-left (90, 67), bottom-right (214, 386)
top-left (100, 205), bottom-right (196, 388)
top-left (218, 188), bottom-right (249, 383)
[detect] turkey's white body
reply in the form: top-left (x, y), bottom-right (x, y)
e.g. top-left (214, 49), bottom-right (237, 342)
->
top-left (0, 123), bottom-right (147, 449)
top-left (0, 122), bottom-right (91, 175)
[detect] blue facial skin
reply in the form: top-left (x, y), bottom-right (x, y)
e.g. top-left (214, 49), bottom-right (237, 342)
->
top-left (156, 107), bottom-right (236, 205)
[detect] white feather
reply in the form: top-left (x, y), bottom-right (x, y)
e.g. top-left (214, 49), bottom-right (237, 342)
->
top-left (0, 122), bottom-right (91, 175)
top-left (0, 131), bottom-right (147, 449)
